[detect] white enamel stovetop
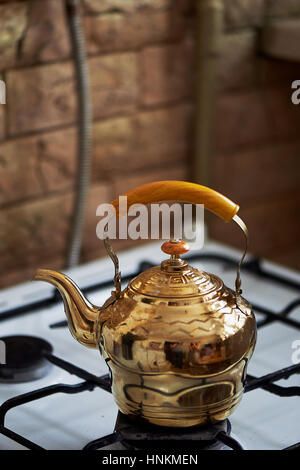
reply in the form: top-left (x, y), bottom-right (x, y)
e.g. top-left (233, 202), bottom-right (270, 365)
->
top-left (0, 241), bottom-right (299, 450)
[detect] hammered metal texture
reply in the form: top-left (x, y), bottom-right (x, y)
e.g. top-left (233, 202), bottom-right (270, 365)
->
top-left (98, 262), bottom-right (256, 427)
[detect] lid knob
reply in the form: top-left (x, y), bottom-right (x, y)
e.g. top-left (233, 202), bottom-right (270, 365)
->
top-left (161, 240), bottom-right (190, 256)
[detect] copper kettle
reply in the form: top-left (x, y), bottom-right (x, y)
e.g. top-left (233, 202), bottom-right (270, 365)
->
top-left (35, 181), bottom-right (256, 428)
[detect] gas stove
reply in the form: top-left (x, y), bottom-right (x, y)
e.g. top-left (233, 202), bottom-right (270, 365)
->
top-left (0, 241), bottom-right (299, 450)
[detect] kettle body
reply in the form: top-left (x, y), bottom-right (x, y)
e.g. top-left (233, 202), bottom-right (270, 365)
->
top-left (98, 258), bottom-right (256, 427)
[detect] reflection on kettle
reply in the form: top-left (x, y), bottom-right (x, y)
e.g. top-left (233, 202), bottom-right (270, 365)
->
top-left (34, 181), bottom-right (256, 428)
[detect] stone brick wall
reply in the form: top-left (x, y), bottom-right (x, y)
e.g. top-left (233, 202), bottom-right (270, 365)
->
top-left (0, 0), bottom-right (299, 289)
top-left (211, 0), bottom-right (300, 270)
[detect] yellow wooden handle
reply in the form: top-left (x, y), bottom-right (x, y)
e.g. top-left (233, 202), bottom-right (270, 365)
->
top-left (111, 181), bottom-right (239, 222)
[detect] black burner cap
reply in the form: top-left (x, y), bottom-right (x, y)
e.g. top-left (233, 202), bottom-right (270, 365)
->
top-left (0, 335), bottom-right (53, 383)
top-left (116, 412), bottom-right (232, 450)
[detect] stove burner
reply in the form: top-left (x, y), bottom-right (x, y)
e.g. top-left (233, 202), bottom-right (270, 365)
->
top-left (0, 335), bottom-right (53, 383)
top-left (120, 418), bottom-right (232, 451)
top-left (84, 412), bottom-right (243, 450)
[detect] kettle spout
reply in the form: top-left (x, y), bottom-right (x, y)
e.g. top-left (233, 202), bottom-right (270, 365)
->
top-left (34, 269), bottom-right (100, 348)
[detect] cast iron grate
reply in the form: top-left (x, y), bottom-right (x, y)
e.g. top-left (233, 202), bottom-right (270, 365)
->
top-left (0, 253), bottom-right (299, 450)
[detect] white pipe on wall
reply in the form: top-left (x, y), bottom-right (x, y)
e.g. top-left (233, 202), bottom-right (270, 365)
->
top-left (192, 0), bottom-right (224, 186)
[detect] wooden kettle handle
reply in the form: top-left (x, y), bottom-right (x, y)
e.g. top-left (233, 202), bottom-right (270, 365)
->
top-left (111, 180), bottom-right (239, 222)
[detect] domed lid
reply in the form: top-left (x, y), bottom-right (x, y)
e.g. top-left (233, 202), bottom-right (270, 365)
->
top-left (130, 264), bottom-right (223, 299)
top-left (129, 240), bottom-right (223, 299)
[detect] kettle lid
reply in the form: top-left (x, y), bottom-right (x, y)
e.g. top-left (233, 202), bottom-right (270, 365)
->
top-left (129, 240), bottom-right (223, 299)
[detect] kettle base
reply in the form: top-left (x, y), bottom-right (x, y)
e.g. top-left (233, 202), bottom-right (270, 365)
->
top-left (116, 390), bottom-right (243, 428)
top-left (113, 369), bottom-right (244, 428)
